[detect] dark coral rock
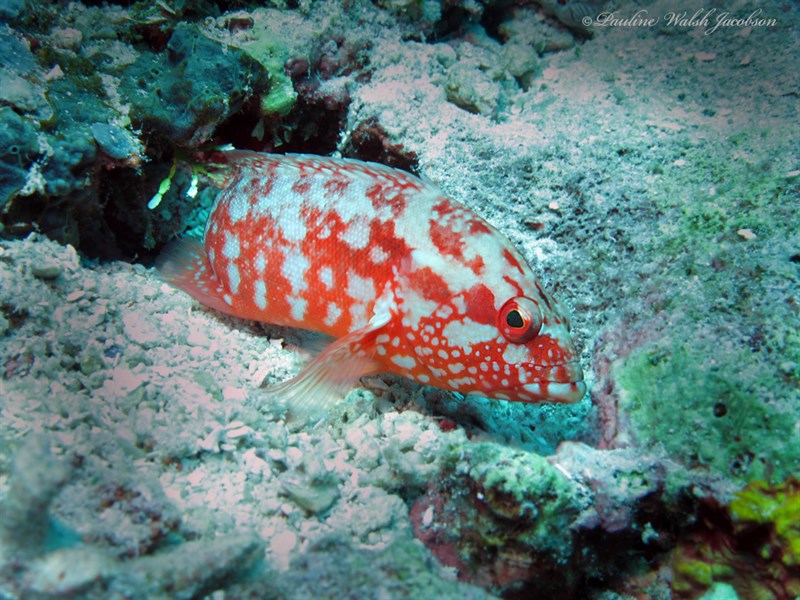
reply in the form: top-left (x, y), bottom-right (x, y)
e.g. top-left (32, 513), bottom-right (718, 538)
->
top-left (410, 442), bottom-right (589, 597)
top-left (0, 107), bottom-right (40, 204)
top-left (121, 23), bottom-right (270, 146)
top-left (345, 118), bottom-right (418, 172)
top-left (672, 477), bottom-right (800, 598)
top-left (90, 123), bottom-right (138, 162)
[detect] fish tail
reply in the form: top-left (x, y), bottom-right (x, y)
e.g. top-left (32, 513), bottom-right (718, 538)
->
top-left (156, 238), bottom-right (235, 316)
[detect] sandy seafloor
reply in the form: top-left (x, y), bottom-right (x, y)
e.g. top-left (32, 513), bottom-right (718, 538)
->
top-left (0, 0), bottom-right (798, 598)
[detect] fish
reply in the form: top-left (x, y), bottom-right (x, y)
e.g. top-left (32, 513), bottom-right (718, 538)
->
top-left (157, 150), bottom-right (586, 422)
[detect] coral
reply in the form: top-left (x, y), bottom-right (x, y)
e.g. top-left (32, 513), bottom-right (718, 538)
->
top-left (0, 107), bottom-right (40, 206)
top-left (730, 478), bottom-right (800, 569)
top-left (120, 23), bottom-right (270, 146)
top-left (0, 435), bottom-right (72, 563)
top-left (535, 0), bottom-right (609, 34)
top-left (410, 440), bottom-right (699, 596)
top-left (0, 435), bottom-right (264, 599)
top-left (344, 117), bottom-right (419, 170)
top-left (231, 534), bottom-right (495, 600)
top-left (616, 340), bottom-right (800, 483)
top-left (410, 441), bottom-right (589, 595)
top-left (672, 477), bottom-right (800, 599)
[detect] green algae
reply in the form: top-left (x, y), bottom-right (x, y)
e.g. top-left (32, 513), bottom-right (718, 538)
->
top-left (464, 442), bottom-right (583, 555)
top-left (609, 117), bottom-right (800, 485)
top-left (617, 341), bottom-right (800, 483)
top-left (430, 441), bottom-right (589, 594)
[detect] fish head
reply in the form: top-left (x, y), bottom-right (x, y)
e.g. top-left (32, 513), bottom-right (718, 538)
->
top-left (404, 281), bottom-right (586, 404)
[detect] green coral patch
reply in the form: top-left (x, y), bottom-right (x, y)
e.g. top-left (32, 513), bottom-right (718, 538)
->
top-left (616, 342), bottom-right (800, 483)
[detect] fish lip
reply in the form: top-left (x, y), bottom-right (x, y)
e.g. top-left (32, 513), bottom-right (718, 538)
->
top-left (524, 380), bottom-right (587, 403)
top-left (521, 360), bottom-right (585, 383)
top-left (519, 360), bottom-right (586, 403)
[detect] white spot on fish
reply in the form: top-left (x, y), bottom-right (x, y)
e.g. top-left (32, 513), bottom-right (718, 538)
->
top-left (437, 304), bottom-right (453, 319)
top-left (319, 266), bottom-right (333, 289)
top-left (226, 179), bottom-right (252, 222)
top-left (441, 319), bottom-right (497, 348)
top-left (289, 296), bottom-right (307, 321)
top-left (391, 355), bottom-right (417, 370)
top-left (431, 366), bottom-right (447, 378)
top-left (347, 270), bottom-right (376, 303)
top-left (324, 302), bottom-right (342, 327)
top-left (341, 216), bottom-right (370, 249)
top-left (282, 252), bottom-right (309, 294)
top-left (278, 208), bottom-right (307, 243)
top-left (369, 245), bottom-right (389, 263)
top-left (255, 251), bottom-right (266, 273)
top-left (227, 263), bottom-right (240, 294)
top-left (350, 303), bottom-right (367, 328)
top-left (222, 233), bottom-right (240, 260)
top-left (254, 280), bottom-right (267, 310)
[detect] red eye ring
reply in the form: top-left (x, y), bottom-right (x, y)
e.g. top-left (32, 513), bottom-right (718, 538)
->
top-left (498, 297), bottom-right (542, 344)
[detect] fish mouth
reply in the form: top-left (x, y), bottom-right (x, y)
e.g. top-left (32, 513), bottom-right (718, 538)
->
top-left (519, 360), bottom-right (586, 403)
top-left (523, 380), bottom-right (587, 403)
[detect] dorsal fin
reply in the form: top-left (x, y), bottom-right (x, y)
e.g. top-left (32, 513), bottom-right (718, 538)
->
top-left (199, 150), bottom-right (443, 197)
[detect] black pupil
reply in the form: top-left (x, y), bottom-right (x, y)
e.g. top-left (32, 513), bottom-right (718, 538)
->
top-left (506, 309), bottom-right (525, 329)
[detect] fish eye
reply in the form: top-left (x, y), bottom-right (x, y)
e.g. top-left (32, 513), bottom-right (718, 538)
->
top-left (498, 297), bottom-right (542, 344)
top-left (506, 309), bottom-right (524, 328)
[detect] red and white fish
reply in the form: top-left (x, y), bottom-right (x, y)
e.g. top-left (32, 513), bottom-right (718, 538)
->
top-left (158, 151), bottom-right (585, 421)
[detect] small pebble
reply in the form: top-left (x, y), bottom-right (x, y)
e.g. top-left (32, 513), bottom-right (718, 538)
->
top-left (31, 263), bottom-right (63, 280)
top-left (422, 504), bottom-right (435, 528)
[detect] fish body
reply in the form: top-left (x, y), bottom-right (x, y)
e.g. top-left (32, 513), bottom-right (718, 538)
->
top-left (158, 151), bottom-right (585, 419)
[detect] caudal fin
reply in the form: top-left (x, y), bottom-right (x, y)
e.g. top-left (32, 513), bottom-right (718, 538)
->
top-left (156, 238), bottom-right (235, 315)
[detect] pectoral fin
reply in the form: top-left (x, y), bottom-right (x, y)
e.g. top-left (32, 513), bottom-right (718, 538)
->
top-left (261, 312), bottom-right (390, 426)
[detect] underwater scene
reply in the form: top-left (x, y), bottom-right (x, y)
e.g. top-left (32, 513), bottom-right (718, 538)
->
top-left (0, 0), bottom-right (798, 598)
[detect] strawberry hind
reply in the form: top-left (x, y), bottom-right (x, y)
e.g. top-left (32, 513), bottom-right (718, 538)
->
top-left (158, 151), bottom-right (586, 424)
